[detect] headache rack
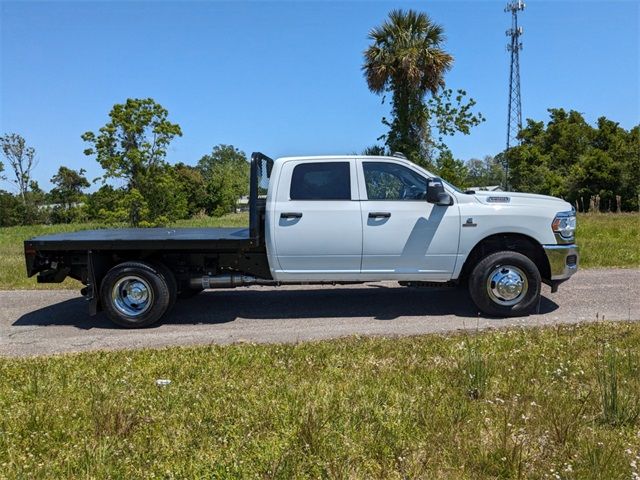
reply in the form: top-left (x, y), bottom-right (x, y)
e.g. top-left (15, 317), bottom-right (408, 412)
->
top-left (249, 152), bottom-right (274, 242)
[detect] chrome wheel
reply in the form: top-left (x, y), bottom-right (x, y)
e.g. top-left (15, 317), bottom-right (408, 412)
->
top-left (111, 275), bottom-right (154, 317)
top-left (486, 265), bottom-right (528, 306)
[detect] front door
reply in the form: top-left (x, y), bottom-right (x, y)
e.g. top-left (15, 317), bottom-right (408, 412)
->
top-left (273, 159), bottom-right (362, 280)
top-left (357, 160), bottom-right (460, 281)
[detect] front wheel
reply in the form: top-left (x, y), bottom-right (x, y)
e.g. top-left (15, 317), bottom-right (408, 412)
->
top-left (100, 261), bottom-right (174, 328)
top-left (468, 251), bottom-right (541, 317)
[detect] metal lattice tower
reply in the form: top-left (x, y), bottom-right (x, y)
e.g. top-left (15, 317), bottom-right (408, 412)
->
top-left (504, 0), bottom-right (525, 186)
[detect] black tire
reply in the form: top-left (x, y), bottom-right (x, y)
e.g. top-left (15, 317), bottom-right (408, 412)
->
top-left (100, 261), bottom-right (171, 328)
top-left (150, 261), bottom-right (178, 309)
top-left (468, 251), bottom-right (541, 317)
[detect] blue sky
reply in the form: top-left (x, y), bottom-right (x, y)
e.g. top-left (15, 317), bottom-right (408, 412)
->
top-left (1, 0), bottom-right (638, 191)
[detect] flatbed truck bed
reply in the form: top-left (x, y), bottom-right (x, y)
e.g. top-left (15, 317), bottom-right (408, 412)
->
top-left (25, 227), bottom-right (252, 251)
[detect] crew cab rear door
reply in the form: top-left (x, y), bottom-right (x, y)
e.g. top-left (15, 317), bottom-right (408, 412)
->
top-left (356, 159), bottom-right (460, 281)
top-left (272, 159), bottom-right (362, 280)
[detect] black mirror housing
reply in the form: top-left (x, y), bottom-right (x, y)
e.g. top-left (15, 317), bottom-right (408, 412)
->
top-left (426, 178), bottom-right (453, 206)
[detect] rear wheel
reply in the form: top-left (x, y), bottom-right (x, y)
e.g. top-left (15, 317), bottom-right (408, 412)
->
top-left (100, 261), bottom-right (173, 328)
top-left (468, 251), bottom-right (541, 317)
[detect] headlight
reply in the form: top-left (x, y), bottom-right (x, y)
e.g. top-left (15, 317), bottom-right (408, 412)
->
top-left (552, 210), bottom-right (576, 243)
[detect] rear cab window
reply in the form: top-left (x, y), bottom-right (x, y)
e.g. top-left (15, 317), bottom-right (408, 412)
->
top-left (290, 162), bottom-right (351, 200)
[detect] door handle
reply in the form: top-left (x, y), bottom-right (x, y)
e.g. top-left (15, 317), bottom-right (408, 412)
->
top-left (281, 212), bottom-right (303, 219)
top-left (368, 212), bottom-right (391, 218)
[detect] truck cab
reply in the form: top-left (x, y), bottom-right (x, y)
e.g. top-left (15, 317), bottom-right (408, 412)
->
top-left (265, 154), bottom-right (577, 290)
top-left (25, 152), bottom-right (579, 328)
top-left (266, 156), bottom-right (461, 282)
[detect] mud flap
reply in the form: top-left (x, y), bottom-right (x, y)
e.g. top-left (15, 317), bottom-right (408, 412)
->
top-left (86, 251), bottom-right (109, 316)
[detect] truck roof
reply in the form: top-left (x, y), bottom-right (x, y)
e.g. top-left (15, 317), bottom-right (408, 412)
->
top-left (275, 155), bottom-right (410, 163)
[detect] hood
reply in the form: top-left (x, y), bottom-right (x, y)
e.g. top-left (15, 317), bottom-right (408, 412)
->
top-left (472, 190), bottom-right (572, 210)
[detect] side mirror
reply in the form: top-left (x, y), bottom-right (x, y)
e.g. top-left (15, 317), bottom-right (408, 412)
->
top-left (426, 178), bottom-right (453, 206)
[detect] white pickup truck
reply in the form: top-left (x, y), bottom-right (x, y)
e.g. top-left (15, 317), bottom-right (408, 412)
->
top-left (25, 152), bottom-right (579, 328)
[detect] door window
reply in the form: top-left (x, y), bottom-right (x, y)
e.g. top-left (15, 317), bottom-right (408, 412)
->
top-left (290, 162), bottom-right (351, 200)
top-left (363, 162), bottom-right (427, 200)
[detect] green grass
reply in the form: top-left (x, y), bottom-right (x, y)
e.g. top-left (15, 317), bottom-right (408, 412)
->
top-left (1, 322), bottom-right (639, 478)
top-left (0, 212), bottom-right (637, 290)
top-left (576, 213), bottom-right (640, 268)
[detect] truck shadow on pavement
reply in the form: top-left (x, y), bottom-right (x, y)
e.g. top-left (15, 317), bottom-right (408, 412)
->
top-left (14, 285), bottom-right (560, 330)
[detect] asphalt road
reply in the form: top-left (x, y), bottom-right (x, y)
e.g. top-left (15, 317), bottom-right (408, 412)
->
top-left (1, 268), bottom-right (638, 357)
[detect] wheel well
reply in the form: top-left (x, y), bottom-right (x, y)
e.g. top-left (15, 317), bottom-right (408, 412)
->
top-left (459, 233), bottom-right (551, 283)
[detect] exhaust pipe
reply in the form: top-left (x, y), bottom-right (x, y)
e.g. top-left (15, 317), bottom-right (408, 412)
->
top-left (189, 274), bottom-right (274, 290)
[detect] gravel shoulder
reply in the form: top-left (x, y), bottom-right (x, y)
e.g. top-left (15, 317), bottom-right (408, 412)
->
top-left (1, 268), bottom-right (638, 357)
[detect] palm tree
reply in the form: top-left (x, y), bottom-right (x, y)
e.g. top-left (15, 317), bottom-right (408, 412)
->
top-left (363, 9), bottom-right (453, 163)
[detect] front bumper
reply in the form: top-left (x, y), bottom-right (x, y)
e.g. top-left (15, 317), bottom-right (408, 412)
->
top-left (543, 244), bottom-right (579, 281)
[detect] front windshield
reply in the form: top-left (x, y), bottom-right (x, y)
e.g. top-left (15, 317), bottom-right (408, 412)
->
top-left (440, 177), bottom-right (465, 194)
top-left (417, 164), bottom-right (465, 194)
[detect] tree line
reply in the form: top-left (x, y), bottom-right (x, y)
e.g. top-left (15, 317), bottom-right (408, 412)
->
top-left (507, 109), bottom-right (639, 212)
top-left (0, 102), bottom-right (250, 227)
top-left (2, 9), bottom-right (638, 227)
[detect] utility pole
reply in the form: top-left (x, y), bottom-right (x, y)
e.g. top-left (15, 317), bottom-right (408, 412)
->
top-left (504, 0), bottom-right (525, 189)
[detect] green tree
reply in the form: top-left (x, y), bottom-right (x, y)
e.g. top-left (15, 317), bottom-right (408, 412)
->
top-left (0, 190), bottom-right (21, 226)
top-left (425, 88), bottom-right (485, 162)
top-left (23, 180), bottom-right (48, 225)
top-left (49, 166), bottom-right (90, 223)
top-left (434, 149), bottom-right (469, 189)
top-left (363, 10), bottom-right (483, 169)
top-left (85, 169), bottom-right (189, 226)
top-left (466, 155), bottom-right (504, 188)
top-left (85, 185), bottom-right (126, 223)
top-left (197, 145), bottom-right (249, 216)
top-left (362, 145), bottom-right (387, 156)
top-left (363, 9), bottom-right (453, 164)
top-left (508, 109), bottom-right (639, 211)
top-left (620, 126), bottom-right (640, 211)
top-left (81, 98), bottom-right (183, 226)
top-left (569, 149), bottom-right (621, 211)
top-left (173, 162), bottom-right (207, 217)
top-left (138, 165), bottom-right (188, 226)
top-left (1, 133), bottom-right (36, 205)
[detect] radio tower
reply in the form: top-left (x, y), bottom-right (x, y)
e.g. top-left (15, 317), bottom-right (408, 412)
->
top-left (504, 0), bottom-right (525, 188)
